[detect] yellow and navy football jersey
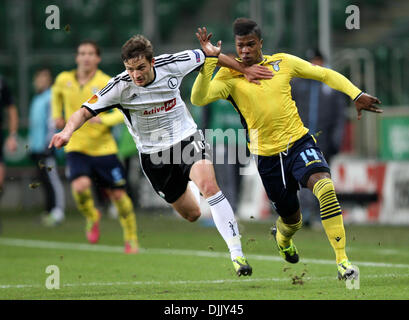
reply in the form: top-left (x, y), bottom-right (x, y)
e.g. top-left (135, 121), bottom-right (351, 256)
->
top-left (191, 53), bottom-right (362, 156)
top-left (51, 69), bottom-right (124, 156)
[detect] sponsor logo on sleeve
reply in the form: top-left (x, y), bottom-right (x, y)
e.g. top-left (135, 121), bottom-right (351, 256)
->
top-left (88, 94), bottom-right (98, 104)
top-left (193, 50), bottom-right (201, 63)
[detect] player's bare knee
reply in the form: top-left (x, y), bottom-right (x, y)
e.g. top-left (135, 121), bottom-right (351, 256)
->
top-left (178, 205), bottom-right (201, 222)
top-left (71, 177), bottom-right (91, 193)
top-left (307, 172), bottom-right (331, 191)
top-left (197, 180), bottom-right (219, 198)
top-left (108, 188), bottom-right (125, 201)
top-left (186, 209), bottom-right (201, 222)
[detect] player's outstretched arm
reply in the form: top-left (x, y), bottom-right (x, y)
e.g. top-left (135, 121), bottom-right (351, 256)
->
top-left (354, 93), bottom-right (383, 120)
top-left (218, 54), bottom-right (273, 84)
top-left (48, 107), bottom-right (93, 149)
top-left (196, 27), bottom-right (221, 57)
top-left (289, 55), bottom-right (383, 118)
top-left (195, 27), bottom-right (272, 84)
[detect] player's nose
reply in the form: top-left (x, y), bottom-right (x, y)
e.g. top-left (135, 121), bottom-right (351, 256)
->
top-left (130, 70), bottom-right (139, 79)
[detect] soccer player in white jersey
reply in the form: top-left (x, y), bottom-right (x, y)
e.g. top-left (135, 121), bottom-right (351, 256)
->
top-left (49, 31), bottom-right (272, 276)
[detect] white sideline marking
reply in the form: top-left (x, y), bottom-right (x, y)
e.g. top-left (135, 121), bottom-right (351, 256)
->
top-left (348, 247), bottom-right (409, 256)
top-left (1, 237), bottom-right (409, 270)
top-left (0, 273), bottom-right (408, 290)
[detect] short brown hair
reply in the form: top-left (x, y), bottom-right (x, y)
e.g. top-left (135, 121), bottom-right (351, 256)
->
top-left (77, 40), bottom-right (101, 56)
top-left (121, 35), bottom-right (153, 62)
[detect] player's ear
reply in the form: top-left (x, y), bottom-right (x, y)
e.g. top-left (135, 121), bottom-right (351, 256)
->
top-left (151, 58), bottom-right (155, 67)
top-left (260, 38), bottom-right (263, 48)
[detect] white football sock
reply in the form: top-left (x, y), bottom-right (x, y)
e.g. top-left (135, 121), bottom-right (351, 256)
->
top-left (206, 191), bottom-right (243, 260)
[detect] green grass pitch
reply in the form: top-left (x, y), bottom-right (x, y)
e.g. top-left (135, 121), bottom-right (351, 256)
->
top-left (0, 208), bottom-right (408, 300)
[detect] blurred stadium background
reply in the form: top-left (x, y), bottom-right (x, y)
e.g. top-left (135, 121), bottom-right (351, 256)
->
top-left (0, 0), bottom-right (409, 225)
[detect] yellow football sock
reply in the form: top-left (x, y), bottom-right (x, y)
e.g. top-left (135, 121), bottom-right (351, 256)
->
top-left (72, 188), bottom-right (99, 223)
top-left (313, 178), bottom-right (348, 264)
top-left (276, 216), bottom-right (302, 248)
top-left (112, 193), bottom-right (138, 242)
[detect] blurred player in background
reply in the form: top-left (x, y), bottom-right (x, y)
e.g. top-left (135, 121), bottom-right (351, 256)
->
top-left (117, 124), bottom-right (140, 207)
top-left (49, 33), bottom-right (272, 276)
top-left (51, 40), bottom-right (139, 253)
top-left (191, 18), bottom-right (383, 280)
top-left (291, 49), bottom-right (348, 228)
top-left (0, 75), bottom-right (18, 233)
top-left (28, 68), bottom-right (65, 226)
top-left (0, 76), bottom-right (18, 191)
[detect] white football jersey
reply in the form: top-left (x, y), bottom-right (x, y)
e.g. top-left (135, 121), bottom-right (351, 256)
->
top-left (82, 49), bottom-right (206, 154)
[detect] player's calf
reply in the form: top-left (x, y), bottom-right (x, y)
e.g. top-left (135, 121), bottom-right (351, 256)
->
top-left (171, 190), bottom-right (202, 222)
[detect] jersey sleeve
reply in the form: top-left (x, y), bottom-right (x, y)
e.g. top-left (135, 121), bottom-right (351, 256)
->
top-left (156, 49), bottom-right (206, 77)
top-left (286, 53), bottom-right (362, 100)
top-left (190, 58), bottom-right (232, 106)
top-left (81, 76), bottom-right (122, 115)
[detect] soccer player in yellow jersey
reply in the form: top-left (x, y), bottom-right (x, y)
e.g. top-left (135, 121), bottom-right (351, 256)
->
top-left (52, 40), bottom-right (139, 253)
top-left (191, 18), bottom-right (383, 280)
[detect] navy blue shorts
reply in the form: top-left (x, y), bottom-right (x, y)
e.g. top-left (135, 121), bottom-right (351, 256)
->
top-left (256, 134), bottom-right (330, 217)
top-left (66, 152), bottom-right (127, 189)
